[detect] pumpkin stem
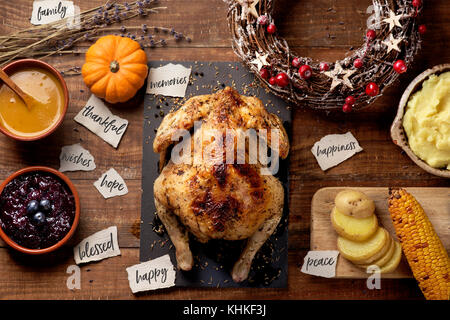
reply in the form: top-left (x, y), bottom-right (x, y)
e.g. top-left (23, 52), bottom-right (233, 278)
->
top-left (110, 60), bottom-right (120, 73)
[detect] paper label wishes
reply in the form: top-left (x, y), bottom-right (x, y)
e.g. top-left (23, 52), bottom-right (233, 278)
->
top-left (73, 226), bottom-right (121, 264)
top-left (146, 63), bottom-right (191, 97)
top-left (74, 95), bottom-right (128, 148)
top-left (126, 254), bottom-right (176, 293)
top-left (311, 132), bottom-right (363, 171)
top-left (59, 143), bottom-right (96, 172)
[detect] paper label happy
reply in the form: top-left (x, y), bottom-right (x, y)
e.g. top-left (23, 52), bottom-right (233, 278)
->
top-left (59, 143), bottom-right (96, 172)
top-left (31, 0), bottom-right (75, 25)
top-left (126, 254), bottom-right (176, 293)
top-left (74, 226), bottom-right (121, 264)
top-left (74, 94), bottom-right (129, 148)
top-left (312, 132), bottom-right (363, 171)
top-left (301, 250), bottom-right (339, 278)
top-left (94, 168), bottom-right (128, 199)
top-left (146, 63), bottom-right (191, 97)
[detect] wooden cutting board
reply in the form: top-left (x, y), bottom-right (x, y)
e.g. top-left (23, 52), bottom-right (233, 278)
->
top-left (311, 187), bottom-right (449, 279)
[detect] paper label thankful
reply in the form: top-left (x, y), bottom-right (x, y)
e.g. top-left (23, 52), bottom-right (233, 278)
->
top-left (146, 63), bottom-right (191, 97)
top-left (31, 0), bottom-right (75, 25)
top-left (74, 226), bottom-right (121, 264)
top-left (74, 94), bottom-right (129, 148)
top-left (93, 168), bottom-right (128, 199)
top-left (311, 132), bottom-right (363, 171)
top-left (301, 250), bottom-right (339, 278)
top-left (126, 254), bottom-right (176, 293)
top-left (59, 143), bottom-right (96, 172)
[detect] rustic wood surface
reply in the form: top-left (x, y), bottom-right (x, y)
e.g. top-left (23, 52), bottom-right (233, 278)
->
top-left (0, 0), bottom-right (449, 300)
top-left (311, 187), bottom-right (449, 279)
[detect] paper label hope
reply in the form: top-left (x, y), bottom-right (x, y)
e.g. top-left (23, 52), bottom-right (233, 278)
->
top-left (126, 254), bottom-right (176, 293)
top-left (74, 226), bottom-right (121, 264)
top-left (31, 0), bottom-right (75, 25)
top-left (94, 168), bottom-right (128, 199)
top-left (146, 63), bottom-right (191, 97)
top-left (301, 250), bottom-right (339, 278)
top-left (74, 95), bottom-right (128, 148)
top-left (312, 132), bottom-right (363, 171)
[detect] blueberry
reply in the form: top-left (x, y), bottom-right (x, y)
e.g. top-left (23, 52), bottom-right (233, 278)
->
top-left (31, 212), bottom-right (46, 225)
top-left (26, 200), bottom-right (39, 215)
top-left (39, 199), bottom-right (51, 212)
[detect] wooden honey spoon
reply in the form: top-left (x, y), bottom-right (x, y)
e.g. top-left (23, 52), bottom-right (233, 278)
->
top-left (0, 68), bottom-right (36, 110)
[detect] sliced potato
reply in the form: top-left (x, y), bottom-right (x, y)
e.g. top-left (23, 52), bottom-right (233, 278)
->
top-left (331, 206), bottom-right (378, 242)
top-left (356, 236), bottom-right (395, 268)
top-left (355, 234), bottom-right (393, 265)
top-left (334, 189), bottom-right (375, 219)
top-left (337, 227), bottom-right (388, 263)
top-left (379, 241), bottom-right (402, 273)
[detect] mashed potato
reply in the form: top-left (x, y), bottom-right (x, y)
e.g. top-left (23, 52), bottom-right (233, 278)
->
top-left (403, 72), bottom-right (450, 170)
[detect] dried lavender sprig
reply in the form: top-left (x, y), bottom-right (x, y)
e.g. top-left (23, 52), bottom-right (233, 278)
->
top-left (0, 0), bottom-right (191, 66)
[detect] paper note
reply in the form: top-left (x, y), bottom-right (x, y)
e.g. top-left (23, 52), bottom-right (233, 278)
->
top-left (74, 226), bottom-right (121, 264)
top-left (301, 250), bottom-right (339, 278)
top-left (126, 254), bottom-right (176, 293)
top-left (94, 168), bottom-right (128, 199)
top-left (311, 132), bottom-right (363, 171)
top-left (74, 94), bottom-right (129, 148)
top-left (146, 63), bottom-right (191, 97)
top-left (59, 143), bottom-right (96, 172)
top-left (31, 0), bottom-right (75, 25)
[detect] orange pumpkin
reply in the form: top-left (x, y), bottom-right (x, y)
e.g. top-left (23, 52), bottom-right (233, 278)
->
top-left (81, 35), bottom-right (148, 104)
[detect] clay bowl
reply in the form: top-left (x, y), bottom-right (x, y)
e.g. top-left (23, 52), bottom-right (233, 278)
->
top-left (0, 166), bottom-right (80, 254)
top-left (0, 59), bottom-right (69, 141)
top-left (391, 64), bottom-right (450, 179)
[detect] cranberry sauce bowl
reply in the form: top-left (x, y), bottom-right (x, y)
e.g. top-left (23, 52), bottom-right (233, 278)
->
top-left (0, 167), bottom-right (80, 254)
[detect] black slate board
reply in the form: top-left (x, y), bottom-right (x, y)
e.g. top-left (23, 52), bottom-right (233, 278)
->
top-left (140, 61), bottom-right (291, 288)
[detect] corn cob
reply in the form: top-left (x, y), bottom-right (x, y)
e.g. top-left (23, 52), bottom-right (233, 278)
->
top-left (388, 188), bottom-right (450, 300)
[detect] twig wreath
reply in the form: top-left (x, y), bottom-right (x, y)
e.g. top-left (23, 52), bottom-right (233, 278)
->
top-left (227, 0), bottom-right (426, 112)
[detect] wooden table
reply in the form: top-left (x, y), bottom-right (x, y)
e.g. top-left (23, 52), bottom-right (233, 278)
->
top-left (0, 0), bottom-right (448, 300)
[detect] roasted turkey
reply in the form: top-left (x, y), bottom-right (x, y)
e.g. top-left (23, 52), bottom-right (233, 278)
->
top-left (153, 87), bottom-right (289, 282)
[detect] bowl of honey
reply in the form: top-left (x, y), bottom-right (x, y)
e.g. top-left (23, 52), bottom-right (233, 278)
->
top-left (0, 59), bottom-right (69, 141)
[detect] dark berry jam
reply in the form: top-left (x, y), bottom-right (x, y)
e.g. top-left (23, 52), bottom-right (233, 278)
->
top-left (0, 172), bottom-right (75, 249)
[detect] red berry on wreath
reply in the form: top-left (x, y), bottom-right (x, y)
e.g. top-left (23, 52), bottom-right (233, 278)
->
top-left (275, 73), bottom-right (290, 87)
top-left (353, 58), bottom-right (363, 69)
top-left (365, 82), bottom-right (379, 97)
top-left (260, 68), bottom-right (270, 79)
top-left (292, 57), bottom-right (301, 68)
top-left (418, 24), bottom-right (427, 34)
top-left (299, 65), bottom-right (312, 80)
top-left (267, 23), bottom-right (276, 34)
top-left (393, 60), bottom-right (407, 74)
top-left (345, 96), bottom-right (355, 106)
top-left (319, 62), bottom-right (329, 72)
top-left (257, 15), bottom-right (269, 26)
top-left (366, 29), bottom-right (376, 41)
top-left (269, 76), bottom-right (277, 85)
top-left (412, 0), bottom-right (422, 8)
top-left (342, 103), bottom-right (353, 113)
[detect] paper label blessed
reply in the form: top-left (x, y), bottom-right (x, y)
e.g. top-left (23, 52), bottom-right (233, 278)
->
top-left (146, 63), bottom-right (191, 97)
top-left (126, 254), bottom-right (176, 293)
top-left (74, 226), bottom-right (121, 264)
top-left (311, 132), bottom-right (363, 171)
top-left (31, 0), bottom-right (75, 25)
top-left (94, 168), bottom-right (128, 199)
top-left (59, 143), bottom-right (96, 172)
top-left (74, 94), bottom-right (129, 148)
top-left (301, 250), bottom-right (339, 278)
